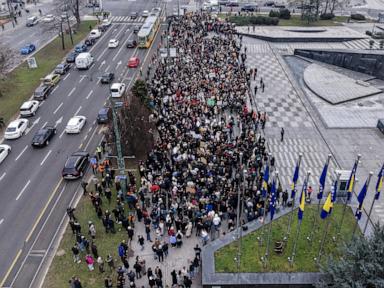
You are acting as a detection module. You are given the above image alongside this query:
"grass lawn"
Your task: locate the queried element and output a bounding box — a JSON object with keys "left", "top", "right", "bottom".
{"left": 43, "top": 169, "right": 141, "bottom": 288}
{"left": 0, "top": 20, "right": 96, "bottom": 124}
{"left": 215, "top": 204, "right": 357, "bottom": 273}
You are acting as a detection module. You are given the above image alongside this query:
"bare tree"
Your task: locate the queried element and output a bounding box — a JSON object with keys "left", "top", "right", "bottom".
{"left": 0, "top": 44, "right": 16, "bottom": 98}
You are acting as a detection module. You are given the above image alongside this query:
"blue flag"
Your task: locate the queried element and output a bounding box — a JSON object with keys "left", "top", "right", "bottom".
{"left": 290, "top": 158, "right": 300, "bottom": 199}
{"left": 355, "top": 178, "right": 368, "bottom": 221}
{"left": 346, "top": 160, "right": 358, "bottom": 201}
{"left": 262, "top": 164, "right": 269, "bottom": 198}
{"left": 375, "top": 164, "right": 384, "bottom": 200}
{"left": 317, "top": 161, "right": 328, "bottom": 200}
{"left": 270, "top": 178, "right": 277, "bottom": 221}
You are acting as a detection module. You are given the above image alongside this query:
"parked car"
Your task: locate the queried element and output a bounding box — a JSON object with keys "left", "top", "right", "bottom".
{"left": 241, "top": 4, "right": 257, "bottom": 11}
{"left": 226, "top": 1, "right": 239, "bottom": 6}
{"left": 62, "top": 151, "right": 89, "bottom": 179}
{"left": 128, "top": 57, "right": 140, "bottom": 68}
{"left": 4, "top": 119, "right": 29, "bottom": 140}
{"left": 100, "top": 72, "right": 115, "bottom": 84}
{"left": 31, "top": 126, "right": 56, "bottom": 147}
{"left": 264, "top": 1, "right": 275, "bottom": 6}
{"left": 89, "top": 29, "right": 102, "bottom": 39}
{"left": 20, "top": 44, "right": 36, "bottom": 55}
{"left": 101, "top": 18, "right": 112, "bottom": 28}
{"left": 66, "top": 52, "right": 77, "bottom": 63}
{"left": 110, "top": 83, "right": 126, "bottom": 98}
{"left": 55, "top": 63, "right": 71, "bottom": 75}
{"left": 108, "top": 39, "right": 119, "bottom": 48}
{"left": 85, "top": 38, "right": 96, "bottom": 46}
{"left": 142, "top": 10, "right": 149, "bottom": 17}
{"left": 97, "top": 107, "right": 111, "bottom": 124}
{"left": 75, "top": 43, "right": 87, "bottom": 53}
{"left": 41, "top": 73, "right": 60, "bottom": 86}
{"left": 33, "top": 84, "right": 52, "bottom": 101}
{"left": 42, "top": 14, "right": 55, "bottom": 23}
{"left": 20, "top": 100, "right": 39, "bottom": 117}
{"left": 0, "top": 144, "right": 11, "bottom": 164}
{"left": 26, "top": 16, "right": 38, "bottom": 27}
{"left": 126, "top": 39, "right": 137, "bottom": 48}
{"left": 65, "top": 116, "right": 87, "bottom": 134}
{"left": 133, "top": 25, "right": 141, "bottom": 33}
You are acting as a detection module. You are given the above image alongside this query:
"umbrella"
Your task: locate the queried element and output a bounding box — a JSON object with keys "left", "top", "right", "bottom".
{"left": 151, "top": 184, "right": 160, "bottom": 192}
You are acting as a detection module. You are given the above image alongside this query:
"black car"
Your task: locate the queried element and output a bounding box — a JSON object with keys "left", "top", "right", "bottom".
{"left": 133, "top": 25, "right": 140, "bottom": 34}
{"left": 85, "top": 38, "right": 95, "bottom": 46}
{"left": 100, "top": 72, "right": 115, "bottom": 84}
{"left": 55, "top": 63, "right": 71, "bottom": 75}
{"left": 126, "top": 40, "right": 137, "bottom": 48}
{"left": 62, "top": 151, "right": 89, "bottom": 180}
{"left": 241, "top": 4, "right": 257, "bottom": 11}
{"left": 31, "top": 126, "right": 56, "bottom": 147}
{"left": 97, "top": 107, "right": 111, "bottom": 124}
{"left": 66, "top": 52, "right": 77, "bottom": 63}
{"left": 130, "top": 12, "right": 138, "bottom": 19}
{"left": 33, "top": 84, "right": 52, "bottom": 101}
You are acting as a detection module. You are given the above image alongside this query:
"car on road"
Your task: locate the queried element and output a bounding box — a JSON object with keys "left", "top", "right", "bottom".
{"left": 0, "top": 144, "right": 11, "bottom": 164}
{"left": 26, "top": 16, "right": 38, "bottom": 27}
{"left": 75, "top": 43, "right": 88, "bottom": 53}
{"left": 4, "top": 119, "right": 29, "bottom": 140}
{"left": 108, "top": 39, "right": 119, "bottom": 48}
{"left": 31, "top": 126, "right": 56, "bottom": 147}
{"left": 128, "top": 57, "right": 140, "bottom": 68}
{"left": 20, "top": 100, "right": 39, "bottom": 117}
{"left": 66, "top": 52, "right": 77, "bottom": 63}
{"left": 126, "top": 39, "right": 137, "bottom": 48}
{"left": 20, "top": 44, "right": 36, "bottom": 55}
{"left": 97, "top": 107, "right": 111, "bottom": 124}
{"left": 65, "top": 116, "right": 87, "bottom": 134}
{"left": 55, "top": 63, "right": 71, "bottom": 75}
{"left": 110, "top": 83, "right": 126, "bottom": 98}
{"left": 142, "top": 10, "right": 149, "bottom": 17}
{"left": 101, "top": 18, "right": 112, "bottom": 28}
{"left": 100, "top": 72, "right": 115, "bottom": 84}
{"left": 33, "top": 84, "right": 52, "bottom": 101}
{"left": 42, "top": 14, "right": 55, "bottom": 23}
{"left": 130, "top": 12, "right": 138, "bottom": 19}
{"left": 41, "top": 73, "right": 61, "bottom": 86}
{"left": 241, "top": 4, "right": 257, "bottom": 11}
{"left": 62, "top": 151, "right": 89, "bottom": 179}
{"left": 89, "top": 29, "right": 102, "bottom": 39}
{"left": 133, "top": 25, "right": 141, "bottom": 34}
{"left": 264, "top": 1, "right": 275, "bottom": 6}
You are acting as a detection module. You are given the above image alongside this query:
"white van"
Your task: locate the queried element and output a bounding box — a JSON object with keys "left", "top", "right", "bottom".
{"left": 89, "top": 29, "right": 102, "bottom": 39}
{"left": 75, "top": 52, "right": 94, "bottom": 70}
{"left": 110, "top": 83, "right": 126, "bottom": 98}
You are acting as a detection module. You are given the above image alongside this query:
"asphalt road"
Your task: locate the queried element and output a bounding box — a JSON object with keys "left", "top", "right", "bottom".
{"left": 0, "top": 0, "right": 165, "bottom": 286}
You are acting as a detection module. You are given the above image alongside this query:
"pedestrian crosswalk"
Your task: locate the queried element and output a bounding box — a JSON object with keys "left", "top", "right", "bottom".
{"left": 342, "top": 39, "right": 373, "bottom": 50}
{"left": 109, "top": 16, "right": 146, "bottom": 23}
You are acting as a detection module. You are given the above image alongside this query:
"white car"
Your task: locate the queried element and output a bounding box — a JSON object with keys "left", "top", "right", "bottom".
{"left": 65, "top": 116, "right": 87, "bottom": 134}
{"left": 0, "top": 144, "right": 11, "bottom": 164}
{"left": 108, "top": 39, "right": 119, "bottom": 48}
{"left": 89, "top": 29, "right": 102, "bottom": 39}
{"left": 20, "top": 100, "right": 39, "bottom": 117}
{"left": 42, "top": 14, "right": 55, "bottom": 23}
{"left": 4, "top": 119, "right": 29, "bottom": 140}
{"left": 142, "top": 10, "right": 149, "bottom": 17}
{"left": 110, "top": 83, "right": 126, "bottom": 98}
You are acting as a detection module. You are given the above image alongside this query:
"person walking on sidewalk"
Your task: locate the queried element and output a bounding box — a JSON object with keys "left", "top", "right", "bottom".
{"left": 280, "top": 127, "right": 285, "bottom": 142}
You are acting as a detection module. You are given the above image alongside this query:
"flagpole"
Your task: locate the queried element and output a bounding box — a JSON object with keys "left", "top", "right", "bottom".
{"left": 265, "top": 172, "right": 278, "bottom": 265}
{"left": 363, "top": 174, "right": 377, "bottom": 235}
{"left": 258, "top": 153, "right": 271, "bottom": 246}
{"left": 316, "top": 172, "right": 341, "bottom": 265}
{"left": 284, "top": 153, "right": 303, "bottom": 241}
{"left": 288, "top": 170, "right": 310, "bottom": 267}
{"left": 307, "top": 154, "right": 331, "bottom": 244}
{"left": 335, "top": 154, "right": 361, "bottom": 241}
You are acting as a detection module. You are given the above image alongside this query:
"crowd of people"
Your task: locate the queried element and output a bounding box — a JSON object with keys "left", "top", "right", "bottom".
{"left": 68, "top": 12, "right": 282, "bottom": 288}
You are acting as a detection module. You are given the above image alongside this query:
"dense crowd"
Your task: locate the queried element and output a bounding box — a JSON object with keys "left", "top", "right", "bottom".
{"left": 68, "top": 12, "right": 280, "bottom": 288}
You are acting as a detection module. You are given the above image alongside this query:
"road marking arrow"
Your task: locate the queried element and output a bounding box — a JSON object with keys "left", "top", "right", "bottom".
{"left": 117, "top": 60, "right": 122, "bottom": 68}
{"left": 54, "top": 116, "right": 63, "bottom": 128}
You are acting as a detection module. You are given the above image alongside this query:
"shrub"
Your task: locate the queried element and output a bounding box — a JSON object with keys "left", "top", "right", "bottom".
{"left": 228, "top": 15, "right": 279, "bottom": 26}
{"left": 269, "top": 10, "right": 280, "bottom": 18}
{"left": 320, "top": 13, "right": 335, "bottom": 20}
{"left": 279, "top": 8, "right": 291, "bottom": 19}
{"left": 351, "top": 13, "right": 365, "bottom": 20}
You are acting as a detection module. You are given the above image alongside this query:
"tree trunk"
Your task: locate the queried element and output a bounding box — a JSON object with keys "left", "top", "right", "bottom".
{"left": 60, "top": 21, "right": 65, "bottom": 50}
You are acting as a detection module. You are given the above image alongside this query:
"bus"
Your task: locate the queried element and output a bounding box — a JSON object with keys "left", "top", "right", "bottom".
{"left": 137, "top": 8, "right": 161, "bottom": 48}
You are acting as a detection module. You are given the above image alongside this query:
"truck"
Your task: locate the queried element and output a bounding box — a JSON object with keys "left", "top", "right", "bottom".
{"left": 75, "top": 52, "right": 94, "bottom": 70}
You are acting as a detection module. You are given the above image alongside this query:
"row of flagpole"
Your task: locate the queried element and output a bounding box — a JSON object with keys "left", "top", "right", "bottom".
{"left": 255, "top": 151, "right": 384, "bottom": 267}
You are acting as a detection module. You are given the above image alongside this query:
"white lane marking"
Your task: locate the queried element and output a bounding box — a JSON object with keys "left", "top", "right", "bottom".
{"left": 86, "top": 90, "right": 93, "bottom": 99}
{"left": 53, "top": 102, "right": 63, "bottom": 114}
{"left": 16, "top": 180, "right": 31, "bottom": 201}
{"left": 59, "top": 129, "right": 66, "bottom": 138}
{"left": 15, "top": 145, "right": 28, "bottom": 161}
{"left": 39, "top": 101, "right": 45, "bottom": 107}
{"left": 0, "top": 172, "right": 6, "bottom": 182}
{"left": 79, "top": 75, "right": 87, "bottom": 83}
{"left": 41, "top": 121, "right": 48, "bottom": 129}
{"left": 63, "top": 72, "right": 71, "bottom": 81}
{"left": 54, "top": 116, "right": 63, "bottom": 128}
{"left": 98, "top": 60, "right": 106, "bottom": 70}
{"left": 40, "top": 150, "right": 52, "bottom": 166}
{"left": 83, "top": 134, "right": 88, "bottom": 141}
{"left": 52, "top": 85, "right": 59, "bottom": 93}
{"left": 88, "top": 127, "right": 92, "bottom": 132}
{"left": 104, "top": 64, "right": 111, "bottom": 72}
{"left": 97, "top": 48, "right": 108, "bottom": 61}
{"left": 96, "top": 78, "right": 101, "bottom": 84}
{"left": 74, "top": 106, "right": 82, "bottom": 116}
{"left": 0, "top": 218, "right": 3, "bottom": 225}
{"left": 68, "top": 87, "right": 76, "bottom": 97}
{"left": 113, "top": 31, "right": 134, "bottom": 61}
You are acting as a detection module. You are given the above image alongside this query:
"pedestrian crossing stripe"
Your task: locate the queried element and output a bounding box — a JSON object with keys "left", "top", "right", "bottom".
{"left": 110, "top": 16, "right": 145, "bottom": 23}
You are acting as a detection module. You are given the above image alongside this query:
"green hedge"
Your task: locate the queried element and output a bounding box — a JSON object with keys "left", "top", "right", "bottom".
{"left": 228, "top": 15, "right": 279, "bottom": 26}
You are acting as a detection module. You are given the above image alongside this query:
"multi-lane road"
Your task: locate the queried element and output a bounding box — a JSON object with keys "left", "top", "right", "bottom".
{"left": 0, "top": 0, "right": 174, "bottom": 285}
